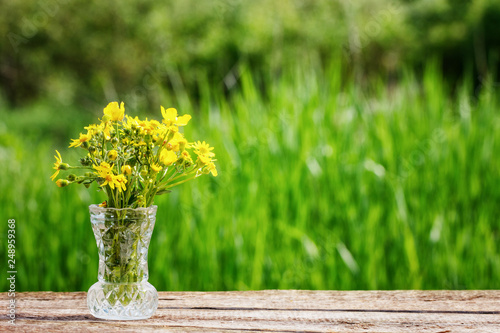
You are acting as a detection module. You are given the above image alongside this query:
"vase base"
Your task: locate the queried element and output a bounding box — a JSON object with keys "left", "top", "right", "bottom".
{"left": 87, "top": 281, "right": 158, "bottom": 320}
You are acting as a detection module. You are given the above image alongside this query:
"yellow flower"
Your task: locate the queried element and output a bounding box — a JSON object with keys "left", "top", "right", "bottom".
{"left": 103, "top": 101, "right": 125, "bottom": 121}
{"left": 160, "top": 150, "right": 178, "bottom": 166}
{"left": 115, "top": 174, "right": 127, "bottom": 192}
{"left": 124, "top": 115, "right": 140, "bottom": 130}
{"left": 207, "top": 162, "right": 218, "bottom": 177}
{"left": 101, "top": 174, "right": 115, "bottom": 190}
{"left": 84, "top": 124, "right": 100, "bottom": 136}
{"left": 151, "top": 163, "right": 162, "bottom": 173}
{"left": 98, "top": 201, "right": 107, "bottom": 208}
{"left": 107, "top": 149, "right": 118, "bottom": 161}
{"left": 101, "top": 173, "right": 127, "bottom": 192}
{"left": 141, "top": 119, "right": 161, "bottom": 135}
{"left": 122, "top": 165, "right": 132, "bottom": 176}
{"left": 192, "top": 141, "right": 215, "bottom": 157}
{"left": 161, "top": 106, "right": 191, "bottom": 127}
{"left": 69, "top": 133, "right": 91, "bottom": 148}
{"left": 168, "top": 125, "right": 179, "bottom": 134}
{"left": 125, "top": 115, "right": 161, "bottom": 135}
{"left": 137, "top": 118, "right": 155, "bottom": 135}
{"left": 93, "top": 161, "right": 113, "bottom": 178}
{"left": 50, "top": 150, "right": 63, "bottom": 181}
{"left": 152, "top": 123, "right": 168, "bottom": 143}
{"left": 197, "top": 154, "right": 211, "bottom": 165}
{"left": 97, "top": 122, "right": 113, "bottom": 140}
{"left": 166, "top": 132, "right": 187, "bottom": 152}
{"left": 180, "top": 150, "right": 193, "bottom": 164}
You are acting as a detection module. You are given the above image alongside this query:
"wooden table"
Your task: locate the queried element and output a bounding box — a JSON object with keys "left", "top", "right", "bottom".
{"left": 1, "top": 290, "right": 499, "bottom": 332}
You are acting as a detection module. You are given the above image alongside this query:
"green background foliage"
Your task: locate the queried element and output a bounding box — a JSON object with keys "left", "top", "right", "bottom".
{"left": 0, "top": 0, "right": 499, "bottom": 291}
{"left": 2, "top": 0, "right": 500, "bottom": 106}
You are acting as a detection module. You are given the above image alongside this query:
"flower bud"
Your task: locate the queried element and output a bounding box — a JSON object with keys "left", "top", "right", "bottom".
{"left": 122, "top": 165, "right": 132, "bottom": 176}
{"left": 67, "top": 174, "right": 77, "bottom": 181}
{"left": 82, "top": 141, "right": 89, "bottom": 149}
{"left": 84, "top": 172, "right": 94, "bottom": 178}
{"left": 76, "top": 176, "right": 85, "bottom": 184}
{"left": 107, "top": 150, "right": 118, "bottom": 161}
{"left": 58, "top": 163, "right": 70, "bottom": 170}
{"left": 111, "top": 137, "right": 119, "bottom": 146}
{"left": 167, "top": 130, "right": 176, "bottom": 142}
{"left": 80, "top": 157, "right": 92, "bottom": 166}
{"left": 88, "top": 146, "right": 96, "bottom": 154}
{"left": 56, "top": 179, "right": 69, "bottom": 187}
{"left": 140, "top": 169, "right": 148, "bottom": 177}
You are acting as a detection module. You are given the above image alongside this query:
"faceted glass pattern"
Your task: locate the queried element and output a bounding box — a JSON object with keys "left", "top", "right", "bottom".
{"left": 87, "top": 205, "right": 158, "bottom": 320}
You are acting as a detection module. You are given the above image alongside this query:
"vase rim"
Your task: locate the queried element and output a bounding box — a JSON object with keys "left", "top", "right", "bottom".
{"left": 89, "top": 204, "right": 158, "bottom": 213}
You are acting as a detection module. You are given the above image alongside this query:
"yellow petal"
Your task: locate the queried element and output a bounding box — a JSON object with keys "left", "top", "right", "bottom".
{"left": 166, "top": 108, "right": 177, "bottom": 120}
{"left": 103, "top": 102, "right": 118, "bottom": 116}
{"left": 160, "top": 150, "right": 178, "bottom": 166}
{"left": 50, "top": 170, "right": 59, "bottom": 181}
{"left": 176, "top": 114, "right": 191, "bottom": 126}
{"left": 210, "top": 168, "right": 218, "bottom": 177}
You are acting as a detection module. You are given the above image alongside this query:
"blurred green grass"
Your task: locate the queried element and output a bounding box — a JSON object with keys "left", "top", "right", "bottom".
{"left": 0, "top": 60, "right": 499, "bottom": 292}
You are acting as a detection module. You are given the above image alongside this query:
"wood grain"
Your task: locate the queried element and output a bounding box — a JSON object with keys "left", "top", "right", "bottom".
{"left": 1, "top": 290, "right": 499, "bottom": 332}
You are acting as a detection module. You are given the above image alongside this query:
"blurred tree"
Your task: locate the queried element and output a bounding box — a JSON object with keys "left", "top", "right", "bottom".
{"left": 0, "top": 0, "right": 499, "bottom": 107}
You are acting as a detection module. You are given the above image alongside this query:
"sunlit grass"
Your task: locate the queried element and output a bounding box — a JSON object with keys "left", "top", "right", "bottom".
{"left": 1, "top": 60, "right": 499, "bottom": 292}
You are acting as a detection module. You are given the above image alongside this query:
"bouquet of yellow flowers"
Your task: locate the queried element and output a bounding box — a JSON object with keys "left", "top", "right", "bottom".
{"left": 51, "top": 102, "right": 217, "bottom": 320}
{"left": 50, "top": 101, "right": 217, "bottom": 208}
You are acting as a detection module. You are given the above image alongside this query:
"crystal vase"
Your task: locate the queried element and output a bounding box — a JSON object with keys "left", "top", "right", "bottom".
{"left": 87, "top": 205, "right": 158, "bottom": 320}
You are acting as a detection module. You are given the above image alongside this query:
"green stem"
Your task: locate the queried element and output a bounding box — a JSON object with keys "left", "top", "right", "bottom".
{"left": 164, "top": 174, "right": 198, "bottom": 189}
{"left": 165, "top": 166, "right": 197, "bottom": 183}
{"left": 69, "top": 166, "right": 94, "bottom": 169}
{"left": 116, "top": 122, "right": 121, "bottom": 174}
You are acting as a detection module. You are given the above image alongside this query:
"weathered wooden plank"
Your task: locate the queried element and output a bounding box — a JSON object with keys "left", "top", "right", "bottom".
{"left": 1, "top": 290, "right": 499, "bottom": 332}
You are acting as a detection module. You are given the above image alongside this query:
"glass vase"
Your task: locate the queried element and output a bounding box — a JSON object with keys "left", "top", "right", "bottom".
{"left": 87, "top": 204, "right": 158, "bottom": 320}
